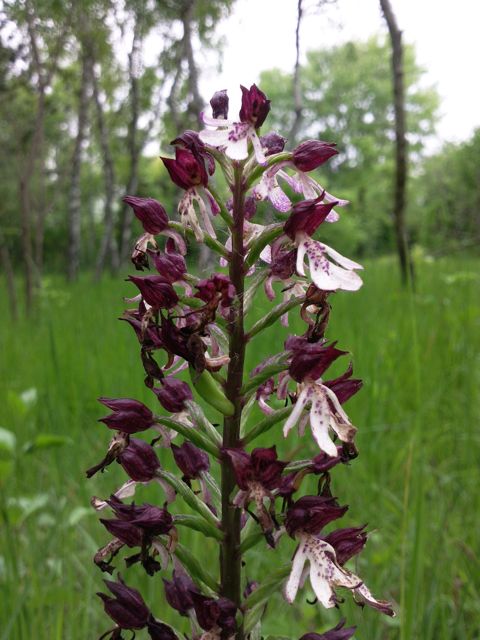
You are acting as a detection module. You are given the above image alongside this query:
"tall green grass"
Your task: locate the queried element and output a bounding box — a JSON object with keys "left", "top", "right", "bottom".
{"left": 0, "top": 256, "right": 479, "bottom": 639}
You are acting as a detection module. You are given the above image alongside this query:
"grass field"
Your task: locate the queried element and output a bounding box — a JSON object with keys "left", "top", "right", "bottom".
{"left": 1, "top": 255, "right": 479, "bottom": 640}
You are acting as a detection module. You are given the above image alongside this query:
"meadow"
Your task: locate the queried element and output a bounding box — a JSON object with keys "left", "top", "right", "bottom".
{"left": 1, "top": 255, "right": 479, "bottom": 640}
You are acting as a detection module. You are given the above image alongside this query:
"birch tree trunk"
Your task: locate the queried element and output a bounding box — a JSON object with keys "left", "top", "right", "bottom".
{"left": 67, "top": 44, "right": 92, "bottom": 281}
{"left": 93, "top": 63, "right": 119, "bottom": 279}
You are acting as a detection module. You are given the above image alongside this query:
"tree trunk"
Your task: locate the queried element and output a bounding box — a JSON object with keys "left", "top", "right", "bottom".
{"left": 92, "top": 64, "right": 119, "bottom": 279}
{"left": 380, "top": 0, "right": 414, "bottom": 285}
{"left": 0, "top": 229, "right": 18, "bottom": 321}
{"left": 181, "top": 0, "right": 203, "bottom": 126}
{"left": 67, "top": 45, "right": 92, "bottom": 281}
{"left": 289, "top": 0, "right": 304, "bottom": 146}
{"left": 119, "top": 27, "right": 142, "bottom": 265}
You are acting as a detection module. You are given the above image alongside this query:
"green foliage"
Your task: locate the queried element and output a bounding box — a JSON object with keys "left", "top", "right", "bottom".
{"left": 260, "top": 38, "right": 439, "bottom": 256}
{"left": 0, "top": 258, "right": 479, "bottom": 638}
{"left": 411, "top": 129, "right": 480, "bottom": 252}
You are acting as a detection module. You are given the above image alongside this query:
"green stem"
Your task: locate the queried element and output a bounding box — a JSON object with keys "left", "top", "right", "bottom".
{"left": 207, "top": 183, "right": 233, "bottom": 228}
{"left": 169, "top": 221, "right": 229, "bottom": 259}
{"left": 221, "top": 162, "right": 246, "bottom": 635}
{"left": 247, "top": 295, "right": 305, "bottom": 339}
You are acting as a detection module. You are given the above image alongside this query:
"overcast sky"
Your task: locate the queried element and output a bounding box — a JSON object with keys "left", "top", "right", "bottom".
{"left": 201, "top": 0, "right": 480, "bottom": 147}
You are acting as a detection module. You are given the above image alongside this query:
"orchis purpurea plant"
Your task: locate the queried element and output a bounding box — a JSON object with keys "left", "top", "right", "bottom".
{"left": 87, "top": 84, "right": 395, "bottom": 640}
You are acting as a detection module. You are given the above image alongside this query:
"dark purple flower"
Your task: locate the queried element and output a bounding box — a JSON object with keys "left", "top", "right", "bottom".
{"left": 120, "top": 309, "right": 164, "bottom": 350}
{"left": 97, "top": 576, "right": 150, "bottom": 629}
{"left": 194, "top": 273, "right": 236, "bottom": 309}
{"left": 298, "top": 619, "right": 356, "bottom": 640}
{"left": 171, "top": 130, "right": 215, "bottom": 176}
{"left": 160, "top": 316, "right": 206, "bottom": 373}
{"left": 100, "top": 517, "right": 143, "bottom": 547}
{"left": 284, "top": 196, "right": 338, "bottom": 241}
{"left": 107, "top": 496, "right": 173, "bottom": 536}
{"left": 171, "top": 441, "right": 210, "bottom": 480}
{"left": 161, "top": 147, "right": 208, "bottom": 190}
{"left": 148, "top": 250, "right": 186, "bottom": 284}
{"left": 286, "top": 336, "right": 347, "bottom": 382}
{"left": 285, "top": 495, "right": 348, "bottom": 537}
{"left": 146, "top": 618, "right": 178, "bottom": 640}
{"left": 117, "top": 438, "right": 160, "bottom": 482}
{"left": 260, "top": 131, "right": 287, "bottom": 155}
{"left": 154, "top": 377, "right": 193, "bottom": 413}
{"left": 210, "top": 89, "right": 229, "bottom": 119}
{"left": 324, "top": 362, "right": 363, "bottom": 404}
{"left": 190, "top": 592, "right": 237, "bottom": 638}
{"left": 310, "top": 449, "right": 344, "bottom": 473}
{"left": 98, "top": 397, "right": 155, "bottom": 434}
{"left": 163, "top": 570, "right": 200, "bottom": 616}
{"left": 239, "top": 84, "right": 271, "bottom": 128}
{"left": 123, "top": 196, "right": 169, "bottom": 235}
{"left": 127, "top": 275, "right": 179, "bottom": 310}
{"left": 224, "top": 446, "right": 287, "bottom": 491}
{"left": 292, "top": 140, "right": 338, "bottom": 173}
{"left": 323, "top": 525, "right": 368, "bottom": 566}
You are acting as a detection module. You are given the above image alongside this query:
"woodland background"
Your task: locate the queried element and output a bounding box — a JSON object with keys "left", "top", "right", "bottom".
{"left": 0, "top": 1, "right": 479, "bottom": 639}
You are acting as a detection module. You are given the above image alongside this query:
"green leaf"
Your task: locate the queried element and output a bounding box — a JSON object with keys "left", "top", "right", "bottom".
{"left": 174, "top": 543, "right": 219, "bottom": 593}
{"left": 186, "top": 401, "right": 222, "bottom": 445}
{"left": 247, "top": 297, "right": 304, "bottom": 338}
{"left": 157, "top": 470, "right": 220, "bottom": 529}
{"left": 174, "top": 514, "right": 223, "bottom": 541}
{"left": 242, "top": 406, "right": 293, "bottom": 445}
{"left": 22, "top": 434, "right": 73, "bottom": 454}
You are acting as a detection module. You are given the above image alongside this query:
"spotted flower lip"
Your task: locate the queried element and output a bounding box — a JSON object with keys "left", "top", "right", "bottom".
{"left": 98, "top": 397, "right": 155, "bottom": 434}
{"left": 285, "top": 495, "right": 348, "bottom": 537}
{"left": 123, "top": 196, "right": 169, "bottom": 235}
{"left": 292, "top": 140, "right": 338, "bottom": 172}
{"left": 283, "top": 378, "right": 358, "bottom": 456}
{"left": 298, "top": 618, "right": 356, "bottom": 640}
{"left": 284, "top": 533, "right": 395, "bottom": 616}
{"left": 296, "top": 232, "right": 363, "bottom": 292}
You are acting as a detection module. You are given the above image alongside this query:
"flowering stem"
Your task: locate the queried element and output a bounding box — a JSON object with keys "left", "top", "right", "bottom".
{"left": 221, "top": 162, "right": 246, "bottom": 624}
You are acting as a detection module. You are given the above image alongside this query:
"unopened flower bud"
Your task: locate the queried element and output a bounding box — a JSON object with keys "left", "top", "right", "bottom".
{"left": 161, "top": 148, "right": 208, "bottom": 190}
{"left": 117, "top": 438, "right": 161, "bottom": 482}
{"left": 283, "top": 196, "right": 337, "bottom": 241}
{"left": 292, "top": 140, "right": 338, "bottom": 172}
{"left": 239, "top": 84, "right": 271, "bottom": 128}
{"left": 154, "top": 377, "right": 193, "bottom": 413}
{"left": 210, "top": 89, "right": 229, "bottom": 119}
{"left": 98, "top": 397, "right": 155, "bottom": 434}
{"left": 127, "top": 275, "right": 179, "bottom": 310}
{"left": 163, "top": 570, "right": 199, "bottom": 615}
{"left": 123, "top": 196, "right": 169, "bottom": 235}
{"left": 171, "top": 441, "right": 210, "bottom": 480}
{"left": 260, "top": 131, "right": 287, "bottom": 155}
{"left": 299, "top": 619, "right": 356, "bottom": 640}
{"left": 97, "top": 576, "right": 150, "bottom": 630}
